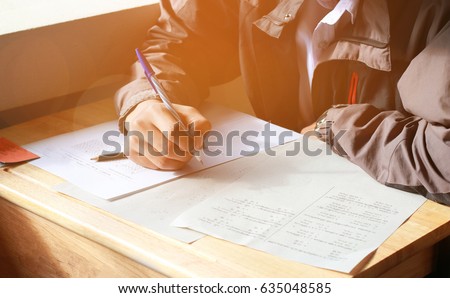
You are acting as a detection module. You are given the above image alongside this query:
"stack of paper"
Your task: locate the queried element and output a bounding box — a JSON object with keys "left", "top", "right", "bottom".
{"left": 25, "top": 104, "right": 425, "bottom": 273}
{"left": 172, "top": 141, "right": 426, "bottom": 273}
{"left": 26, "top": 102, "right": 299, "bottom": 200}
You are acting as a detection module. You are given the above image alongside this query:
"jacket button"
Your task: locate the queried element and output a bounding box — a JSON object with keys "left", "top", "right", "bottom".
{"left": 284, "top": 13, "right": 292, "bottom": 20}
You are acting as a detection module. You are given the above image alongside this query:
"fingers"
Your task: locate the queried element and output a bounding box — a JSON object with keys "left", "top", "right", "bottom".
{"left": 128, "top": 127, "right": 192, "bottom": 167}
{"left": 124, "top": 100, "right": 210, "bottom": 170}
{"left": 176, "top": 105, "right": 212, "bottom": 151}
{"left": 150, "top": 104, "right": 192, "bottom": 156}
{"left": 127, "top": 143, "right": 187, "bottom": 171}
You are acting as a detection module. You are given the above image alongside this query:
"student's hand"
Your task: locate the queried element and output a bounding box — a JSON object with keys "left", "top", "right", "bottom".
{"left": 124, "top": 99, "right": 211, "bottom": 170}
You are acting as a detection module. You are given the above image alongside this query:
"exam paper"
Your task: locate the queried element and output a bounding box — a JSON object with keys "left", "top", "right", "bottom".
{"left": 53, "top": 152, "right": 274, "bottom": 243}
{"left": 25, "top": 102, "right": 299, "bottom": 200}
{"left": 173, "top": 141, "right": 426, "bottom": 273}
{"left": 53, "top": 135, "right": 305, "bottom": 243}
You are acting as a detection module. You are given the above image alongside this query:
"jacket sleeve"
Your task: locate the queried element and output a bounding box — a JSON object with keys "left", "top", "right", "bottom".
{"left": 114, "top": 0, "right": 240, "bottom": 132}
{"left": 326, "top": 20, "right": 450, "bottom": 205}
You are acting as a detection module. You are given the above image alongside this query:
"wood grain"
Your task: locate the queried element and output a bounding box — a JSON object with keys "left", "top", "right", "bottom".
{"left": 1, "top": 98, "right": 449, "bottom": 277}
{"left": 0, "top": 197, "right": 165, "bottom": 277}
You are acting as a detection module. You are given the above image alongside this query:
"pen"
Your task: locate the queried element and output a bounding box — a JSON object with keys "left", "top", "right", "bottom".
{"left": 135, "top": 48, "right": 203, "bottom": 164}
{"left": 91, "top": 152, "right": 126, "bottom": 162}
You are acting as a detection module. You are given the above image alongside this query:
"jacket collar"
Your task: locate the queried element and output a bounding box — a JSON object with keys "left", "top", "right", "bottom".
{"left": 254, "top": 0, "right": 390, "bottom": 46}
{"left": 254, "top": 0, "right": 304, "bottom": 38}
{"left": 254, "top": 0, "right": 391, "bottom": 71}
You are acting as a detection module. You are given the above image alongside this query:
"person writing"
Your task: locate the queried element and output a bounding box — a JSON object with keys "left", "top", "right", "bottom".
{"left": 115, "top": 0, "right": 450, "bottom": 205}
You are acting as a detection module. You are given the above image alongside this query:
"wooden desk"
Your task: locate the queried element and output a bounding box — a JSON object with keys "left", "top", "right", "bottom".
{"left": 1, "top": 99, "right": 449, "bottom": 277}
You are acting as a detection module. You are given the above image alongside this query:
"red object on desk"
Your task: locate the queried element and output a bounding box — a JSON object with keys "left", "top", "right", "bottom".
{"left": 0, "top": 137, "right": 39, "bottom": 164}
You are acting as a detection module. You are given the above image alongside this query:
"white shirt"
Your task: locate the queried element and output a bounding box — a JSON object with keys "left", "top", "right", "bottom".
{"left": 296, "top": 0, "right": 359, "bottom": 125}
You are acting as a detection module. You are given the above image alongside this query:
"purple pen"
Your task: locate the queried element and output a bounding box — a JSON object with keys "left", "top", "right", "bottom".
{"left": 135, "top": 48, "right": 203, "bottom": 164}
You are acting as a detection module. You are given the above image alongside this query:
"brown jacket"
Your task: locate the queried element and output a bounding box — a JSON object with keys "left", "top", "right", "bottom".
{"left": 115, "top": 0, "right": 450, "bottom": 205}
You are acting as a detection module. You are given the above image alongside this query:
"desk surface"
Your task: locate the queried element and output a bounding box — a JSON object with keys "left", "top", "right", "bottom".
{"left": 1, "top": 99, "right": 450, "bottom": 277}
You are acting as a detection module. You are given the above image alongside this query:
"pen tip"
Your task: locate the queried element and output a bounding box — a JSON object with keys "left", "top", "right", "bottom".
{"left": 195, "top": 156, "right": 204, "bottom": 165}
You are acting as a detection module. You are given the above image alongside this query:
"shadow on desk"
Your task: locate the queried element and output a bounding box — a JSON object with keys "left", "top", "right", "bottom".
{"left": 428, "top": 236, "right": 450, "bottom": 278}
{"left": 0, "top": 242, "right": 19, "bottom": 277}
{"left": 0, "top": 198, "right": 66, "bottom": 277}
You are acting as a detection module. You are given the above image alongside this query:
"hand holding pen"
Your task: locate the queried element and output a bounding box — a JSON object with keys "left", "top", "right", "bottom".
{"left": 120, "top": 49, "right": 211, "bottom": 170}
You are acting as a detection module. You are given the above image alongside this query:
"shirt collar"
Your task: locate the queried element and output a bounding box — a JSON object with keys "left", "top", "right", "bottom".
{"left": 313, "top": 0, "right": 360, "bottom": 48}
{"left": 254, "top": 0, "right": 389, "bottom": 45}
{"left": 319, "top": 0, "right": 359, "bottom": 26}
{"left": 323, "top": 0, "right": 392, "bottom": 71}
{"left": 254, "top": 0, "right": 357, "bottom": 39}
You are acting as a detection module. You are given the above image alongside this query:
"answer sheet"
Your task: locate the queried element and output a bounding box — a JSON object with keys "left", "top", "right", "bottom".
{"left": 173, "top": 141, "right": 426, "bottom": 273}
{"left": 25, "top": 102, "right": 299, "bottom": 200}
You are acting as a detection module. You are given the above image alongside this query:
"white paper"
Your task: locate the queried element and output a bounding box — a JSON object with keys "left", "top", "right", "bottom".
{"left": 173, "top": 141, "right": 426, "bottom": 273}
{"left": 53, "top": 135, "right": 301, "bottom": 243}
{"left": 25, "top": 102, "right": 299, "bottom": 200}
{"left": 53, "top": 182, "right": 206, "bottom": 243}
